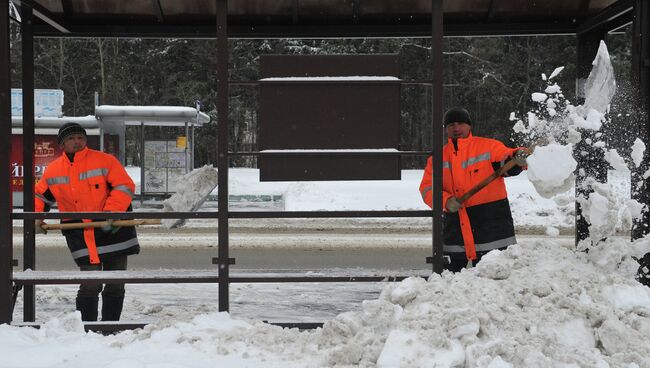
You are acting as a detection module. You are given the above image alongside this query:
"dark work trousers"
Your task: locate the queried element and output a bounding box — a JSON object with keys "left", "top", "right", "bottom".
{"left": 76, "top": 254, "right": 128, "bottom": 321}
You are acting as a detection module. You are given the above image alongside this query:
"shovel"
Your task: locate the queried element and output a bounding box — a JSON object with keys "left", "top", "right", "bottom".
{"left": 456, "top": 146, "right": 534, "bottom": 205}
{"left": 41, "top": 219, "right": 161, "bottom": 231}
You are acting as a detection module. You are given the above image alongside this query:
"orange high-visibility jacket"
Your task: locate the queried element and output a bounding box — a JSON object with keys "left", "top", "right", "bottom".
{"left": 35, "top": 147, "right": 139, "bottom": 265}
{"left": 419, "top": 133, "right": 520, "bottom": 260}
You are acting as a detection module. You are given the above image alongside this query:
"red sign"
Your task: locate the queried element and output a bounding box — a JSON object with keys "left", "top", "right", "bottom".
{"left": 10, "top": 134, "right": 102, "bottom": 192}
{"left": 11, "top": 135, "right": 58, "bottom": 192}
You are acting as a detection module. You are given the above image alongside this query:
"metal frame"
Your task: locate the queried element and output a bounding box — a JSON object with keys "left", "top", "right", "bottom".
{"left": 0, "top": 0, "right": 13, "bottom": 324}
{"left": 28, "top": 22, "right": 586, "bottom": 40}
{"left": 215, "top": 0, "right": 229, "bottom": 312}
{"left": 631, "top": 0, "right": 650, "bottom": 239}
{"left": 2, "top": 0, "right": 649, "bottom": 328}
{"left": 574, "top": 0, "right": 639, "bottom": 244}
{"left": 20, "top": 0, "right": 36, "bottom": 322}
{"left": 11, "top": 0, "right": 70, "bottom": 33}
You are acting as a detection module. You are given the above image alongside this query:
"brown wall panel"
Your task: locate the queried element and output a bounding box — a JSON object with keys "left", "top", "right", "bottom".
{"left": 259, "top": 54, "right": 401, "bottom": 181}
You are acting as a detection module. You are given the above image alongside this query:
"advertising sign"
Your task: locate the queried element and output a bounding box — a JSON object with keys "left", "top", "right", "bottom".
{"left": 10, "top": 134, "right": 108, "bottom": 207}
{"left": 143, "top": 140, "right": 188, "bottom": 193}
{"left": 11, "top": 89, "right": 64, "bottom": 118}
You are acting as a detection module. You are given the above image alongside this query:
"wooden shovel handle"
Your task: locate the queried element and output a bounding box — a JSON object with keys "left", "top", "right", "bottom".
{"left": 42, "top": 219, "right": 161, "bottom": 230}
{"left": 457, "top": 159, "right": 518, "bottom": 204}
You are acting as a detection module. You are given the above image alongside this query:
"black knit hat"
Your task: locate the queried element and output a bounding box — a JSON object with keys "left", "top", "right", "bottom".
{"left": 444, "top": 107, "right": 472, "bottom": 126}
{"left": 57, "top": 123, "right": 87, "bottom": 145}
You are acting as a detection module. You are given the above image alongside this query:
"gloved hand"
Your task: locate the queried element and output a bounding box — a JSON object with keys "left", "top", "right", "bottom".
{"left": 34, "top": 219, "right": 47, "bottom": 235}
{"left": 446, "top": 197, "right": 462, "bottom": 213}
{"left": 513, "top": 149, "right": 529, "bottom": 167}
{"left": 101, "top": 219, "right": 121, "bottom": 234}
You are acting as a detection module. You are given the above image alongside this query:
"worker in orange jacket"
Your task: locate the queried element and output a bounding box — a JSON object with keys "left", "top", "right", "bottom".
{"left": 35, "top": 122, "right": 140, "bottom": 321}
{"left": 419, "top": 108, "right": 527, "bottom": 271}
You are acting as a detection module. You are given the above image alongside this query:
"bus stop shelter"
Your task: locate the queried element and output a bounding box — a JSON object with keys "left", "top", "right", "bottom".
{"left": 1, "top": 0, "right": 649, "bottom": 327}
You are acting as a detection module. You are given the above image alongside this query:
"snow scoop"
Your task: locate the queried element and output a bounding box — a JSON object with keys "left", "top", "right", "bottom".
{"left": 41, "top": 219, "right": 161, "bottom": 231}
{"left": 161, "top": 165, "right": 218, "bottom": 229}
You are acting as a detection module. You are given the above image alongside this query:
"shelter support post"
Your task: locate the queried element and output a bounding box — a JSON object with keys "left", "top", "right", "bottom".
{"left": 216, "top": 0, "right": 230, "bottom": 311}
{"left": 575, "top": 28, "right": 608, "bottom": 247}
{"left": 431, "top": 0, "right": 444, "bottom": 273}
{"left": 21, "top": 0, "right": 36, "bottom": 322}
{"left": 184, "top": 122, "right": 189, "bottom": 173}
{"left": 632, "top": 0, "right": 650, "bottom": 240}
{"left": 0, "top": 0, "right": 14, "bottom": 324}
{"left": 140, "top": 122, "right": 145, "bottom": 206}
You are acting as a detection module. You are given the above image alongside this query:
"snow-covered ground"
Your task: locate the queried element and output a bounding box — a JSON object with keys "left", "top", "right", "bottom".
{"left": 8, "top": 166, "right": 650, "bottom": 367}
{"left": 6, "top": 236, "right": 650, "bottom": 367}
{"left": 5, "top": 43, "right": 650, "bottom": 367}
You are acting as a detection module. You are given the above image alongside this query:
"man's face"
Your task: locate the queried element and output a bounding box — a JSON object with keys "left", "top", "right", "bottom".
{"left": 445, "top": 122, "right": 471, "bottom": 139}
{"left": 60, "top": 133, "right": 87, "bottom": 154}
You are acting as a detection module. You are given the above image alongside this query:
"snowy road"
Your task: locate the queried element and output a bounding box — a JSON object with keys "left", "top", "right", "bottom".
{"left": 11, "top": 231, "right": 582, "bottom": 324}
{"left": 13, "top": 226, "right": 578, "bottom": 271}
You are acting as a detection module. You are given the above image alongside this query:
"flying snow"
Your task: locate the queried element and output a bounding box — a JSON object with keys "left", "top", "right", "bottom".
{"left": 526, "top": 143, "right": 577, "bottom": 199}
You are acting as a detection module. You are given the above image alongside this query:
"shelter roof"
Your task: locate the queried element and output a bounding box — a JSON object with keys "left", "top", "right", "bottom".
{"left": 13, "top": 0, "right": 629, "bottom": 38}
{"left": 96, "top": 105, "right": 211, "bottom": 126}
{"left": 10, "top": 106, "right": 210, "bottom": 128}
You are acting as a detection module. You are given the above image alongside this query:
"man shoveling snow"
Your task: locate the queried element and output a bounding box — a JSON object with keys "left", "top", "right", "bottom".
{"left": 419, "top": 107, "right": 528, "bottom": 271}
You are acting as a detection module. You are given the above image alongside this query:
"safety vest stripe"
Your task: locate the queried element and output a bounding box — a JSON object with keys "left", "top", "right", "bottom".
{"left": 79, "top": 168, "right": 108, "bottom": 181}
{"left": 420, "top": 186, "right": 432, "bottom": 201}
{"left": 35, "top": 193, "right": 55, "bottom": 206}
{"left": 443, "top": 235, "right": 516, "bottom": 253}
{"left": 462, "top": 152, "right": 491, "bottom": 169}
{"left": 70, "top": 237, "right": 139, "bottom": 259}
{"left": 442, "top": 161, "right": 450, "bottom": 169}
{"left": 46, "top": 176, "right": 69, "bottom": 185}
{"left": 113, "top": 185, "right": 134, "bottom": 198}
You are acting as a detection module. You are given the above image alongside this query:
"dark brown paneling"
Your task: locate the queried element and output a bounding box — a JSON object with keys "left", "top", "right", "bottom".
{"left": 259, "top": 54, "right": 400, "bottom": 181}
{"left": 259, "top": 156, "right": 400, "bottom": 181}
{"left": 261, "top": 54, "right": 399, "bottom": 78}
{"left": 260, "top": 83, "right": 398, "bottom": 148}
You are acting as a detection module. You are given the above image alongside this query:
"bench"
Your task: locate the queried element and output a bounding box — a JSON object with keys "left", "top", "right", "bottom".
{"left": 11, "top": 319, "right": 324, "bottom": 332}
{"left": 11, "top": 270, "right": 424, "bottom": 331}
{"left": 12, "top": 269, "right": 420, "bottom": 285}
{"left": 10, "top": 320, "right": 151, "bottom": 333}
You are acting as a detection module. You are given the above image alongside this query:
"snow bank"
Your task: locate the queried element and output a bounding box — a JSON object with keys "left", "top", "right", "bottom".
{"left": 4, "top": 237, "right": 650, "bottom": 367}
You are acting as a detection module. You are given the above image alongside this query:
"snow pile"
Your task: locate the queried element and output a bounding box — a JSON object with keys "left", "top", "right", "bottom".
{"left": 512, "top": 41, "right": 646, "bottom": 241}
{"left": 4, "top": 238, "right": 650, "bottom": 367}
{"left": 161, "top": 165, "right": 218, "bottom": 228}
{"left": 577, "top": 179, "right": 620, "bottom": 243}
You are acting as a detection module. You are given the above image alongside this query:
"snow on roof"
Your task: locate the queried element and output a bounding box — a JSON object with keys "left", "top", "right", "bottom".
{"left": 11, "top": 115, "right": 99, "bottom": 129}
{"left": 12, "top": 127, "right": 101, "bottom": 136}
{"left": 96, "top": 105, "right": 211, "bottom": 126}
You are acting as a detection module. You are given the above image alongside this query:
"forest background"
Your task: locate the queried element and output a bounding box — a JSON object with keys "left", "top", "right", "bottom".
{"left": 7, "top": 22, "right": 637, "bottom": 170}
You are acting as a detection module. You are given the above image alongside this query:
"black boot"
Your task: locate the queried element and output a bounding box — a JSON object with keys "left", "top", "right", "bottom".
{"left": 75, "top": 296, "right": 99, "bottom": 321}
{"left": 101, "top": 294, "right": 125, "bottom": 321}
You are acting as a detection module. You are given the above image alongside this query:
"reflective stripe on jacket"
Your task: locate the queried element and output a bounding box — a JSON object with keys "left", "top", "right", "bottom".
{"left": 419, "top": 133, "right": 520, "bottom": 260}
{"left": 35, "top": 147, "right": 139, "bottom": 265}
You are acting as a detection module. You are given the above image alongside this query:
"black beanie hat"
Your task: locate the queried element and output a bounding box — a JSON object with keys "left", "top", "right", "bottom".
{"left": 444, "top": 107, "right": 472, "bottom": 126}
{"left": 57, "top": 123, "right": 87, "bottom": 145}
